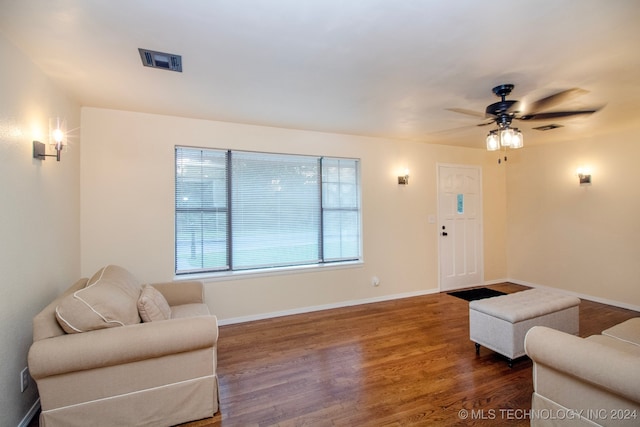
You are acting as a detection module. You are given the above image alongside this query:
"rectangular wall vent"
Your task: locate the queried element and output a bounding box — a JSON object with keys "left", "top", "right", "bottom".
{"left": 138, "top": 48, "right": 182, "bottom": 72}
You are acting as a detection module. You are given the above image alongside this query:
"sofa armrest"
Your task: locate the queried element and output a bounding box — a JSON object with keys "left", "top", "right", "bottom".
{"left": 28, "top": 315, "right": 218, "bottom": 379}
{"left": 525, "top": 326, "right": 640, "bottom": 403}
{"left": 151, "top": 280, "right": 204, "bottom": 305}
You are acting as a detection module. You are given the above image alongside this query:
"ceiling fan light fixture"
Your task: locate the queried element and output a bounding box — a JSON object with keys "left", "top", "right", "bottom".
{"left": 511, "top": 129, "right": 523, "bottom": 149}
{"left": 450, "top": 83, "right": 598, "bottom": 154}
{"left": 486, "top": 131, "right": 500, "bottom": 151}
{"left": 487, "top": 125, "right": 523, "bottom": 152}
{"left": 500, "top": 128, "right": 514, "bottom": 147}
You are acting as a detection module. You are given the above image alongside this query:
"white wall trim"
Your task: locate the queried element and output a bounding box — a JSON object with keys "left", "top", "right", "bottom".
{"left": 18, "top": 398, "right": 40, "bottom": 427}
{"left": 483, "top": 278, "right": 509, "bottom": 286}
{"left": 218, "top": 279, "right": 638, "bottom": 326}
{"left": 508, "top": 279, "right": 640, "bottom": 313}
{"left": 218, "top": 288, "right": 440, "bottom": 326}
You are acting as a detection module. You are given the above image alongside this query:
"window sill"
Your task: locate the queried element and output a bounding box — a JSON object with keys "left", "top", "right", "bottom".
{"left": 173, "top": 260, "right": 364, "bottom": 283}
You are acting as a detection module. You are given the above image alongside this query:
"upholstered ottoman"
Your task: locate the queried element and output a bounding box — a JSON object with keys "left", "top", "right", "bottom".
{"left": 469, "top": 289, "right": 580, "bottom": 366}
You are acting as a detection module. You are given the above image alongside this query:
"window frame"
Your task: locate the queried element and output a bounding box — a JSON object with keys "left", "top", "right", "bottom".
{"left": 175, "top": 146, "right": 362, "bottom": 276}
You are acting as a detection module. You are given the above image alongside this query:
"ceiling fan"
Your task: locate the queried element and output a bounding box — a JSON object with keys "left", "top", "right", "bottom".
{"left": 447, "top": 84, "right": 602, "bottom": 152}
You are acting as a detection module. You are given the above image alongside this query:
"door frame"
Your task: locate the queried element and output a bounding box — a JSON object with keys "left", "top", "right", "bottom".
{"left": 436, "top": 163, "right": 484, "bottom": 291}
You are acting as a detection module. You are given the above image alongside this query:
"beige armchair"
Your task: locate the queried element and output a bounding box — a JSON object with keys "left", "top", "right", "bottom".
{"left": 525, "top": 321, "right": 640, "bottom": 427}
{"left": 28, "top": 265, "right": 219, "bottom": 427}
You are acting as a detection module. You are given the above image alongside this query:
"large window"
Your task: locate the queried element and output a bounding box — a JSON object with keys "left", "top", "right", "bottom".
{"left": 175, "top": 147, "right": 361, "bottom": 274}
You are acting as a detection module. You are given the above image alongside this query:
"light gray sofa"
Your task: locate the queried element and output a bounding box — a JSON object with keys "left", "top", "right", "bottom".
{"left": 525, "top": 318, "right": 640, "bottom": 427}
{"left": 28, "top": 265, "right": 219, "bottom": 427}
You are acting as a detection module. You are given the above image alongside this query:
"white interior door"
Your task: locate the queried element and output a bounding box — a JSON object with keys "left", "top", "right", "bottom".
{"left": 438, "top": 164, "right": 483, "bottom": 291}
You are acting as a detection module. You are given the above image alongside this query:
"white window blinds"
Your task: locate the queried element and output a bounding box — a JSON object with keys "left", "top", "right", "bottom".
{"left": 175, "top": 147, "right": 361, "bottom": 274}
{"left": 322, "top": 158, "right": 361, "bottom": 261}
{"left": 231, "top": 151, "right": 321, "bottom": 270}
{"left": 175, "top": 148, "right": 229, "bottom": 273}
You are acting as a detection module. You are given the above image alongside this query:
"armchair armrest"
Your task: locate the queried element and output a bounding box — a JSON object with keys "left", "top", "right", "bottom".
{"left": 525, "top": 326, "right": 640, "bottom": 403}
{"left": 28, "top": 315, "right": 218, "bottom": 379}
{"left": 151, "top": 280, "right": 204, "bottom": 305}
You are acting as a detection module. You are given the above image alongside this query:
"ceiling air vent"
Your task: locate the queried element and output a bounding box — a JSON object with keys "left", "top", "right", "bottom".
{"left": 532, "top": 124, "right": 564, "bottom": 131}
{"left": 138, "top": 48, "right": 182, "bottom": 72}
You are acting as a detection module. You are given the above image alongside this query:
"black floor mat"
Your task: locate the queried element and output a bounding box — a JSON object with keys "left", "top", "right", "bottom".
{"left": 447, "top": 287, "right": 506, "bottom": 302}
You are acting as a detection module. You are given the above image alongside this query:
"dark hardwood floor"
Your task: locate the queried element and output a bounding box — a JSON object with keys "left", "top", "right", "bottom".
{"left": 181, "top": 283, "right": 637, "bottom": 426}
{"left": 30, "top": 283, "right": 638, "bottom": 426}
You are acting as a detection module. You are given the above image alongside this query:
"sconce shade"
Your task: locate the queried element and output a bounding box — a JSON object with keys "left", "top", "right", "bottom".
{"left": 579, "top": 174, "right": 592, "bottom": 184}
{"left": 33, "top": 117, "right": 66, "bottom": 162}
{"left": 52, "top": 128, "right": 64, "bottom": 146}
{"left": 577, "top": 167, "right": 592, "bottom": 184}
{"left": 398, "top": 169, "right": 409, "bottom": 185}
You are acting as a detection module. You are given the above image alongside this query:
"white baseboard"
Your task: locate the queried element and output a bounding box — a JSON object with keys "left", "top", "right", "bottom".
{"left": 18, "top": 398, "right": 40, "bottom": 427}
{"left": 218, "top": 279, "right": 639, "bottom": 326}
{"left": 218, "top": 288, "right": 440, "bottom": 325}
{"left": 483, "top": 278, "right": 509, "bottom": 286}
{"left": 508, "top": 279, "right": 640, "bottom": 313}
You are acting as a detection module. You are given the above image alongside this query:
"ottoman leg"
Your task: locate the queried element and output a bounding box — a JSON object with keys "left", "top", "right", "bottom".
{"left": 475, "top": 343, "right": 480, "bottom": 355}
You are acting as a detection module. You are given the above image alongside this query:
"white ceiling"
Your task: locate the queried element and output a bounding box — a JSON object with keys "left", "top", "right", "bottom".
{"left": 1, "top": 0, "right": 639, "bottom": 148}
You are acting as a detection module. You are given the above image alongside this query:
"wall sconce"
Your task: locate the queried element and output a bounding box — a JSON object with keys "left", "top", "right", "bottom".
{"left": 577, "top": 167, "right": 592, "bottom": 185}
{"left": 398, "top": 169, "right": 410, "bottom": 185}
{"left": 33, "top": 118, "right": 66, "bottom": 162}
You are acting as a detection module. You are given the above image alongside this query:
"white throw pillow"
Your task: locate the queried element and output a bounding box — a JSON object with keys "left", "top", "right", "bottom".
{"left": 55, "top": 265, "right": 142, "bottom": 334}
{"left": 137, "top": 284, "right": 172, "bottom": 322}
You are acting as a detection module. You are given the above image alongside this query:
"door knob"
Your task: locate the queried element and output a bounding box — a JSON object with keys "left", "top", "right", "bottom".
{"left": 441, "top": 232, "right": 448, "bottom": 236}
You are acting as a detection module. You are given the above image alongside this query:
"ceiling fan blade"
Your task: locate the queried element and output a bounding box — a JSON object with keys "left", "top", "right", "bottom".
{"left": 446, "top": 108, "right": 487, "bottom": 118}
{"left": 518, "top": 109, "right": 600, "bottom": 121}
{"left": 429, "top": 118, "right": 496, "bottom": 136}
{"left": 523, "top": 88, "right": 589, "bottom": 114}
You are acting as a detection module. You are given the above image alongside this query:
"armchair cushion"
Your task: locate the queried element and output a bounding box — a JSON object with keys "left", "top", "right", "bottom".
{"left": 55, "top": 265, "right": 142, "bottom": 333}
{"left": 602, "top": 317, "right": 640, "bottom": 345}
{"left": 138, "top": 284, "right": 172, "bottom": 322}
{"left": 152, "top": 280, "right": 204, "bottom": 305}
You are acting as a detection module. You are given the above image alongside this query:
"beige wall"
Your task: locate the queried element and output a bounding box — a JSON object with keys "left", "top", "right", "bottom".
{"left": 506, "top": 130, "right": 640, "bottom": 309}
{"left": 80, "top": 108, "right": 507, "bottom": 321}
{"left": 0, "top": 35, "right": 81, "bottom": 426}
